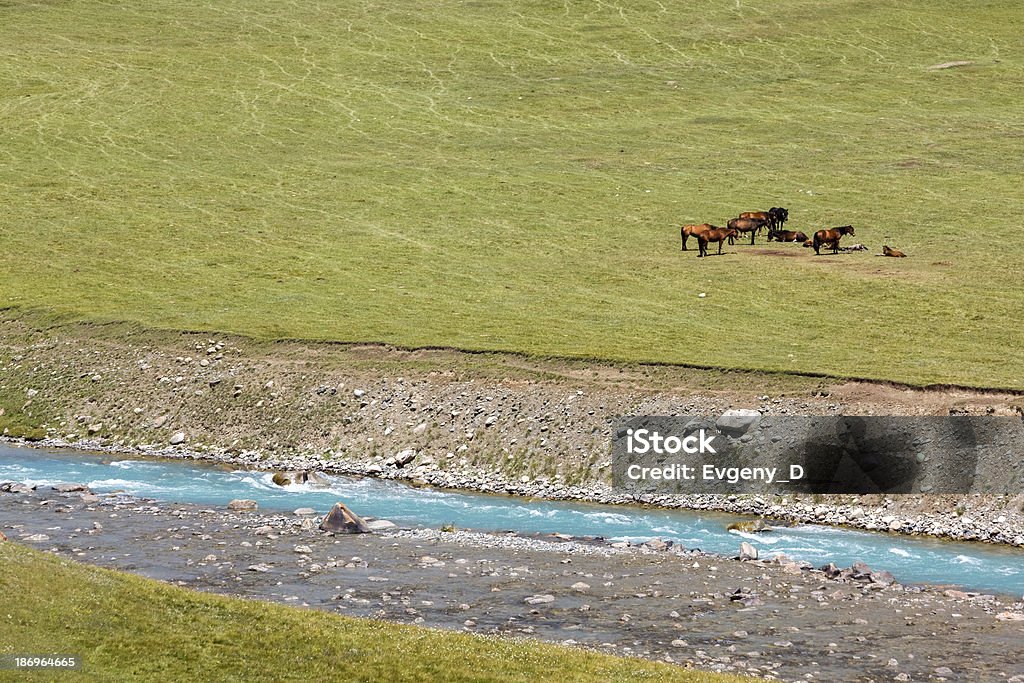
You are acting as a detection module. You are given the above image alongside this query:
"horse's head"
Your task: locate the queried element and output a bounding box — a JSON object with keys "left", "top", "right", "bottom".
{"left": 726, "top": 228, "right": 739, "bottom": 238}
{"left": 839, "top": 225, "right": 855, "bottom": 236}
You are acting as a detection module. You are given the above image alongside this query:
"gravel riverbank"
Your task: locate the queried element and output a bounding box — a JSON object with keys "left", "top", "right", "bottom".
{"left": 2, "top": 485, "right": 1023, "bottom": 682}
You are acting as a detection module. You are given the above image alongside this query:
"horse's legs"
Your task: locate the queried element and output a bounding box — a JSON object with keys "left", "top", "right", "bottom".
{"left": 718, "top": 240, "right": 724, "bottom": 255}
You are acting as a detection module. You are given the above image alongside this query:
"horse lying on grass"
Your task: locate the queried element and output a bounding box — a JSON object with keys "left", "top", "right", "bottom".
{"left": 768, "top": 229, "right": 808, "bottom": 243}
{"left": 812, "top": 226, "right": 855, "bottom": 255}
{"left": 883, "top": 245, "right": 907, "bottom": 257}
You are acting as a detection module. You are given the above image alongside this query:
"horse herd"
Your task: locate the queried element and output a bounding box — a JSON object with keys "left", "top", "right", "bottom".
{"left": 681, "top": 206, "right": 860, "bottom": 258}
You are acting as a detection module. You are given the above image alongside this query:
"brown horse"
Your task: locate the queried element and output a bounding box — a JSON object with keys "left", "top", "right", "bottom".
{"left": 802, "top": 239, "right": 814, "bottom": 248}
{"left": 739, "top": 211, "right": 772, "bottom": 233}
{"left": 681, "top": 223, "right": 715, "bottom": 251}
{"left": 740, "top": 207, "right": 789, "bottom": 231}
{"left": 727, "top": 217, "right": 768, "bottom": 245}
{"left": 768, "top": 229, "right": 808, "bottom": 243}
{"left": 812, "top": 226, "right": 855, "bottom": 254}
{"left": 697, "top": 227, "right": 738, "bottom": 257}
{"left": 882, "top": 245, "right": 907, "bottom": 258}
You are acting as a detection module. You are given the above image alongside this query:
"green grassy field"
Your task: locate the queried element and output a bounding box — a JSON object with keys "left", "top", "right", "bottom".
{"left": 0, "top": 542, "right": 738, "bottom": 682}
{"left": 1, "top": 0, "right": 1022, "bottom": 388}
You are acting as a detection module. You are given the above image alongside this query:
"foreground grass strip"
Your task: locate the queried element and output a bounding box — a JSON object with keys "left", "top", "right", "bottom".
{"left": 0, "top": 543, "right": 740, "bottom": 682}
{"left": 2, "top": 0, "right": 1022, "bottom": 387}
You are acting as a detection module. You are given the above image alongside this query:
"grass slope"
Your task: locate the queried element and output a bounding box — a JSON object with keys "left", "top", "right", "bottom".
{"left": 0, "top": 543, "right": 738, "bottom": 682}
{"left": 1, "top": 0, "right": 1022, "bottom": 387}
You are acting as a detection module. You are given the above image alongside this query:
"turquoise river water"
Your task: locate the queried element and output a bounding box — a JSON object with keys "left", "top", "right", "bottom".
{"left": 1, "top": 443, "right": 1021, "bottom": 595}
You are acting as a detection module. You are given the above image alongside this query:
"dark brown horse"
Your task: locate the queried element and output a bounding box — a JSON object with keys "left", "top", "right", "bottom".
{"left": 768, "top": 229, "right": 808, "bottom": 243}
{"left": 740, "top": 207, "right": 789, "bottom": 231}
{"left": 727, "top": 217, "right": 768, "bottom": 245}
{"left": 697, "top": 227, "right": 738, "bottom": 257}
{"left": 680, "top": 223, "right": 715, "bottom": 251}
{"left": 812, "top": 225, "right": 855, "bottom": 255}
{"left": 769, "top": 207, "right": 789, "bottom": 228}
{"left": 739, "top": 211, "right": 772, "bottom": 234}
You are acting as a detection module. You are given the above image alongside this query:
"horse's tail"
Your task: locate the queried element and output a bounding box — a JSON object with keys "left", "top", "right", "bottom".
{"left": 812, "top": 232, "right": 822, "bottom": 252}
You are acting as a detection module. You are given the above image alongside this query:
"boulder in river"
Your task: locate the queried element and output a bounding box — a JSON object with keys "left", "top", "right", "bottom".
{"left": 739, "top": 541, "right": 758, "bottom": 561}
{"left": 319, "top": 502, "right": 372, "bottom": 534}
{"left": 272, "top": 471, "right": 302, "bottom": 486}
{"left": 727, "top": 519, "right": 772, "bottom": 533}
{"left": 228, "top": 499, "right": 259, "bottom": 511}
{"left": 272, "top": 470, "right": 332, "bottom": 487}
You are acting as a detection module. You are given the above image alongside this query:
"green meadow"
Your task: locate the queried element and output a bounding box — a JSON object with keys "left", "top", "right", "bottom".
{"left": 1, "top": 0, "right": 1022, "bottom": 387}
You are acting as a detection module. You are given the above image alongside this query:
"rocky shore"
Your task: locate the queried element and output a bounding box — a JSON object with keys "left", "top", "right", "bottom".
{"left": 2, "top": 484, "right": 1023, "bottom": 682}
{"left": 2, "top": 314, "right": 1024, "bottom": 548}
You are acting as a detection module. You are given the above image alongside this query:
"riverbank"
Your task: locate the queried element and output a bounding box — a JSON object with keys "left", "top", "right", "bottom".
{"left": 2, "top": 312, "right": 1024, "bottom": 546}
{"left": 2, "top": 485, "right": 1023, "bottom": 681}
{"left": 0, "top": 542, "right": 732, "bottom": 683}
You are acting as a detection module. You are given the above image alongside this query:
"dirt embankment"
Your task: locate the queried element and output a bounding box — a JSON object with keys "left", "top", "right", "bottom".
{"left": 2, "top": 312, "right": 1023, "bottom": 540}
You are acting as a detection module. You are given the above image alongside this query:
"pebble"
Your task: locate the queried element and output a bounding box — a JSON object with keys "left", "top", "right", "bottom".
{"left": 524, "top": 594, "right": 555, "bottom": 605}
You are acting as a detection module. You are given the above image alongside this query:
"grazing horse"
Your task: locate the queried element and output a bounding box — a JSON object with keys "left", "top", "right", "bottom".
{"left": 768, "top": 229, "right": 808, "bottom": 243}
{"left": 697, "top": 228, "right": 738, "bottom": 257}
{"left": 812, "top": 225, "right": 855, "bottom": 255}
{"left": 681, "top": 223, "right": 715, "bottom": 251}
{"left": 882, "top": 245, "right": 907, "bottom": 258}
{"left": 727, "top": 217, "right": 768, "bottom": 245}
